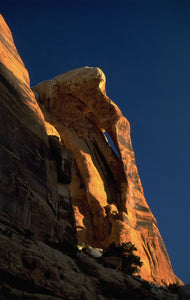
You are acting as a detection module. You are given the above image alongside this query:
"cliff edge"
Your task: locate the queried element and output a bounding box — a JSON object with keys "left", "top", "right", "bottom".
{"left": 33, "top": 65, "right": 181, "bottom": 286}
{"left": 0, "top": 14, "right": 183, "bottom": 299}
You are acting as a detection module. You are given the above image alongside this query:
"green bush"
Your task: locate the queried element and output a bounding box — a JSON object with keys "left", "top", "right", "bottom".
{"left": 102, "top": 242, "right": 143, "bottom": 275}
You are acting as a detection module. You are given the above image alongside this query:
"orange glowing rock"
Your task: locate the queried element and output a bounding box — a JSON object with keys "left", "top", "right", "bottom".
{"left": 1, "top": 13, "right": 184, "bottom": 298}
{"left": 33, "top": 67, "right": 182, "bottom": 285}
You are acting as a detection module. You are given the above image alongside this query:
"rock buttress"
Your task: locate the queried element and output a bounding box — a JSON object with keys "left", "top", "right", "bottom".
{"left": 33, "top": 66, "right": 182, "bottom": 286}
{"left": 0, "top": 14, "right": 76, "bottom": 250}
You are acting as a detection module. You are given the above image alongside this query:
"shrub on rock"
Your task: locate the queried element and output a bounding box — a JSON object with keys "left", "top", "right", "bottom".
{"left": 102, "top": 242, "right": 143, "bottom": 275}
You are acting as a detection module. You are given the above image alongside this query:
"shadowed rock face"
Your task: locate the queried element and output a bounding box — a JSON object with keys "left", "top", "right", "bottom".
{"left": 33, "top": 68, "right": 181, "bottom": 285}
{"left": 0, "top": 14, "right": 76, "bottom": 247}
{"left": 0, "top": 12, "right": 182, "bottom": 296}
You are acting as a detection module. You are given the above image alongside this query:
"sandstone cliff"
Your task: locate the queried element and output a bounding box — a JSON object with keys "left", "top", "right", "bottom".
{"left": 0, "top": 13, "right": 76, "bottom": 247}
{"left": 32, "top": 66, "right": 181, "bottom": 286}
{"left": 0, "top": 14, "right": 183, "bottom": 299}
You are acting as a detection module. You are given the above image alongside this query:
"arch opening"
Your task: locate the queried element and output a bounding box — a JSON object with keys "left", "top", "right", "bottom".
{"left": 104, "top": 132, "right": 119, "bottom": 158}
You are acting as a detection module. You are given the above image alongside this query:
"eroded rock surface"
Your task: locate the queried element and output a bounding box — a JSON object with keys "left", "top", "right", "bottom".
{"left": 0, "top": 14, "right": 76, "bottom": 251}
{"left": 33, "top": 67, "right": 182, "bottom": 285}
{"left": 0, "top": 13, "right": 183, "bottom": 299}
{"left": 1, "top": 227, "right": 181, "bottom": 300}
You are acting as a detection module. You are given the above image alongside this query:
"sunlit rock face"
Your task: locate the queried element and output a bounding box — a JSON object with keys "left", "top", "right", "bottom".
{"left": 33, "top": 67, "right": 181, "bottom": 286}
{"left": 0, "top": 12, "right": 182, "bottom": 295}
{"left": 0, "top": 14, "right": 76, "bottom": 246}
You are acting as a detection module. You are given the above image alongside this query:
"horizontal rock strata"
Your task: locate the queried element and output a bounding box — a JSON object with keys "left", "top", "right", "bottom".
{"left": 0, "top": 228, "right": 179, "bottom": 300}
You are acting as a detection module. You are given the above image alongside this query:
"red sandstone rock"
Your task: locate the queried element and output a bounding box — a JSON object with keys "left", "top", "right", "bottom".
{"left": 33, "top": 66, "right": 182, "bottom": 286}
{"left": 0, "top": 13, "right": 183, "bottom": 298}
{"left": 0, "top": 14, "right": 76, "bottom": 246}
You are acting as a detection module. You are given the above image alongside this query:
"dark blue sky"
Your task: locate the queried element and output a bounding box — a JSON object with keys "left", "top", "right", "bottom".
{"left": 1, "top": 0, "right": 190, "bottom": 284}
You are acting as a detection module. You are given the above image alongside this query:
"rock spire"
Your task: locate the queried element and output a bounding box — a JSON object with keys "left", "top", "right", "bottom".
{"left": 33, "top": 66, "right": 181, "bottom": 285}
{"left": 0, "top": 14, "right": 183, "bottom": 296}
